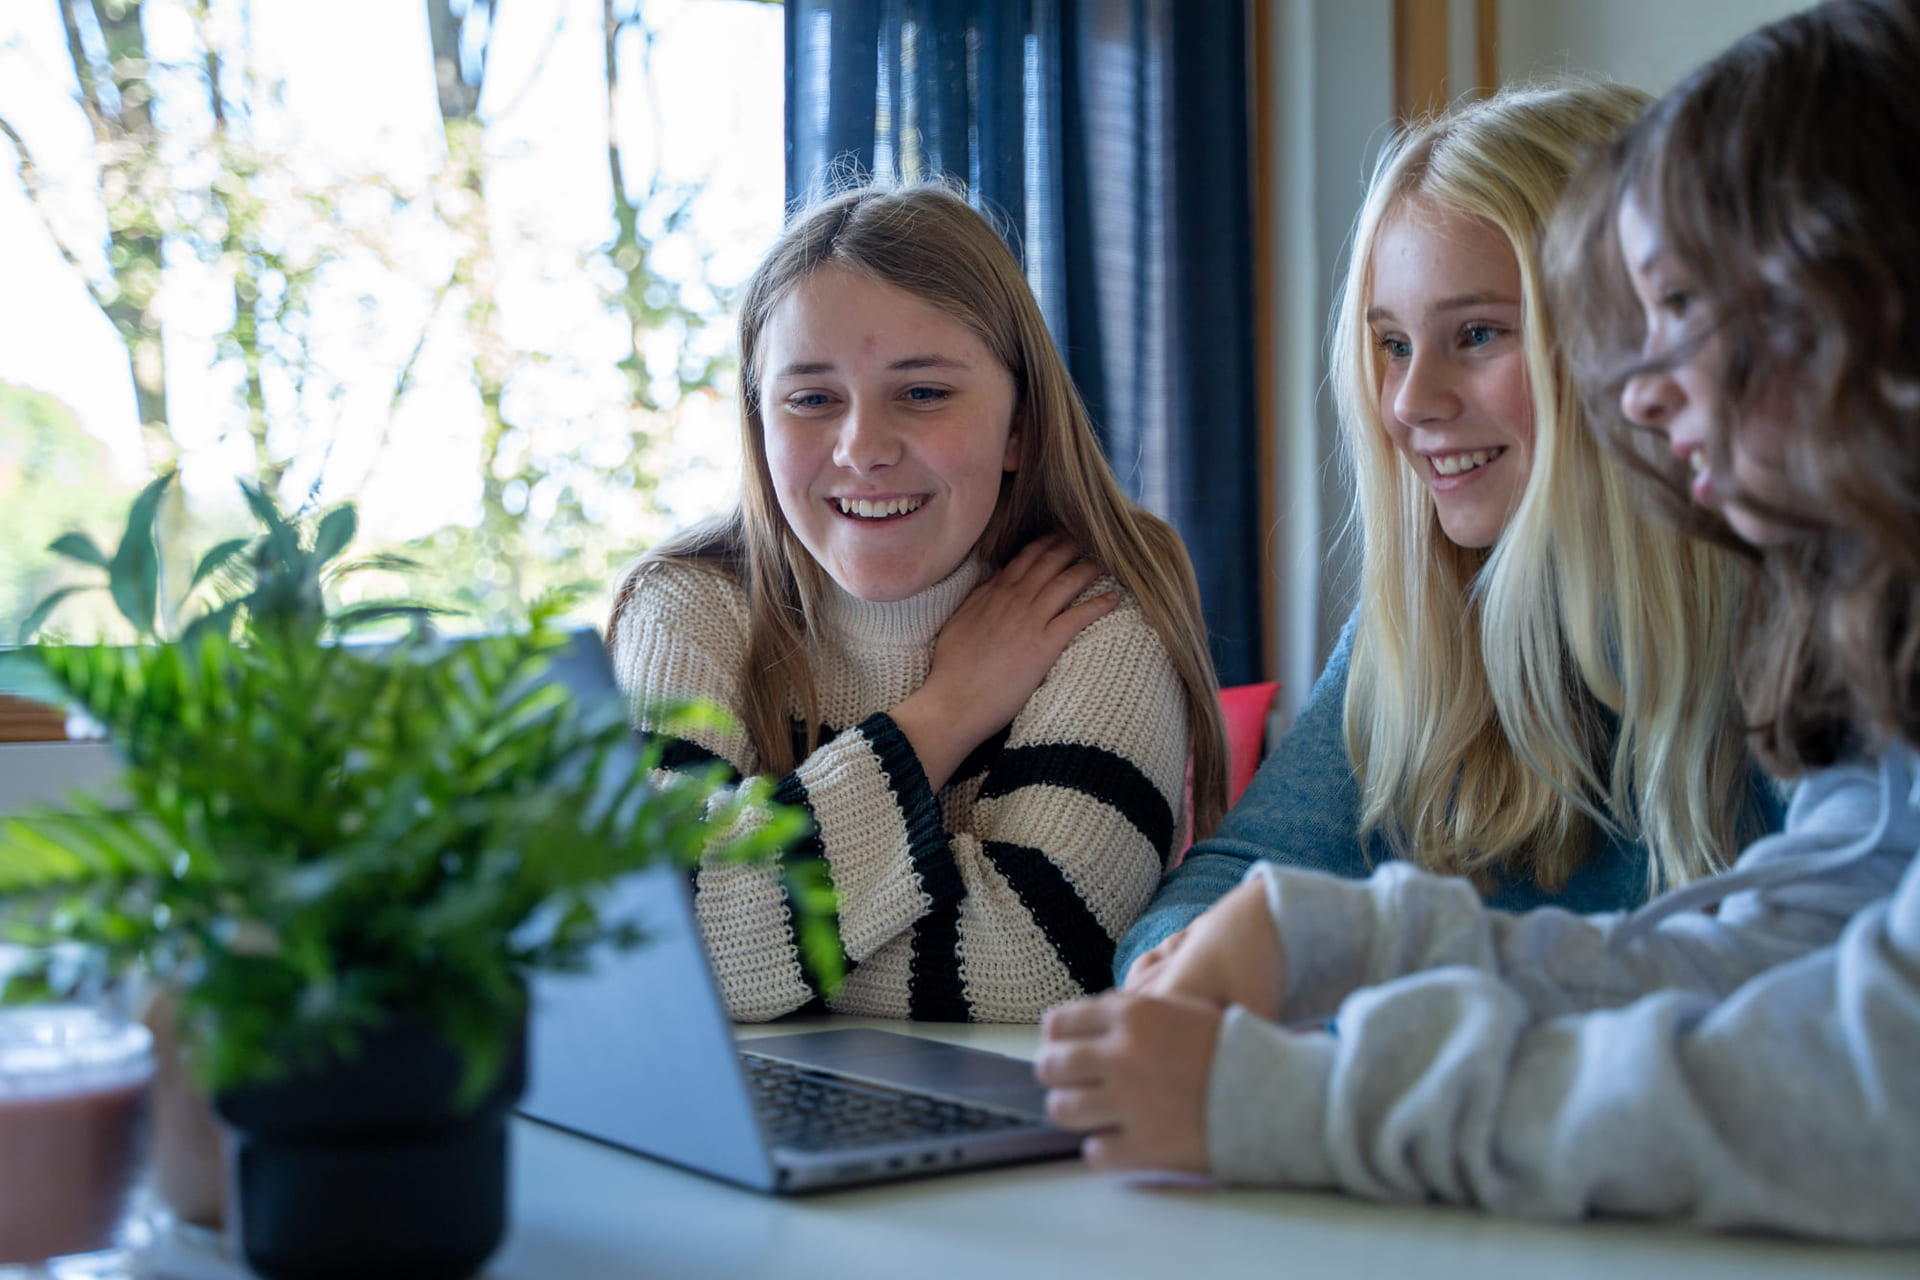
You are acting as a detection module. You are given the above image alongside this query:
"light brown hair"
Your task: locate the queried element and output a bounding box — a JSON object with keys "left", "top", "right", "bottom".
{"left": 616, "top": 182, "right": 1230, "bottom": 837}
{"left": 1548, "top": 0, "right": 1920, "bottom": 773}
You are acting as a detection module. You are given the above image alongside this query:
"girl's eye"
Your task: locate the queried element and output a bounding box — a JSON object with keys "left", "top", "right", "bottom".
{"left": 787, "top": 391, "right": 835, "bottom": 410}
{"left": 1661, "top": 289, "right": 1692, "bottom": 318}
{"left": 1461, "top": 323, "right": 1502, "bottom": 349}
{"left": 902, "top": 386, "right": 950, "bottom": 404}
{"left": 1376, "top": 335, "right": 1411, "bottom": 361}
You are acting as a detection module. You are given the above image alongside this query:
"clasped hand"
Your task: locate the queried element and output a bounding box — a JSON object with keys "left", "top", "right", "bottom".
{"left": 1034, "top": 877, "right": 1289, "bottom": 1173}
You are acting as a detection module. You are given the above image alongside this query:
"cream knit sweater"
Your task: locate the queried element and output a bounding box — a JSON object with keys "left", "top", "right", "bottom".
{"left": 609, "top": 555, "right": 1188, "bottom": 1022}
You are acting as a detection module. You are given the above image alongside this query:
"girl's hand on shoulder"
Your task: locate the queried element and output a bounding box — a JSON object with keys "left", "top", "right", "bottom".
{"left": 1035, "top": 990, "right": 1221, "bottom": 1174}
{"left": 933, "top": 533, "right": 1119, "bottom": 720}
{"left": 893, "top": 533, "right": 1119, "bottom": 789}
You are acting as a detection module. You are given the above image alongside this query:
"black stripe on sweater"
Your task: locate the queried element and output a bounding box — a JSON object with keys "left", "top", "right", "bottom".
{"left": 770, "top": 770, "right": 853, "bottom": 1003}
{"left": 647, "top": 734, "right": 742, "bottom": 784}
{"left": 977, "top": 743, "right": 1174, "bottom": 860}
{"left": 858, "top": 712, "right": 963, "bottom": 909}
{"left": 949, "top": 725, "right": 1012, "bottom": 789}
{"left": 981, "top": 840, "right": 1116, "bottom": 995}
{"left": 909, "top": 900, "right": 969, "bottom": 1021}
{"left": 788, "top": 717, "right": 843, "bottom": 768}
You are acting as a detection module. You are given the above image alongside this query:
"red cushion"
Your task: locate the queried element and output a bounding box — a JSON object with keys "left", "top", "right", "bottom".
{"left": 1175, "top": 681, "right": 1282, "bottom": 864}
{"left": 1218, "top": 681, "right": 1282, "bottom": 807}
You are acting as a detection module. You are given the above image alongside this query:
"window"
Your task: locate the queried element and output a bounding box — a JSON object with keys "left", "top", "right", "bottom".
{"left": 0, "top": 0, "right": 783, "bottom": 640}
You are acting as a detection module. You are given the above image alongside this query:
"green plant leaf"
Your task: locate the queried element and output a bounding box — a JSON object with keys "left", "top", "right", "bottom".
{"left": 783, "top": 859, "right": 846, "bottom": 997}
{"left": 327, "top": 553, "right": 422, "bottom": 578}
{"left": 0, "top": 511, "right": 818, "bottom": 1095}
{"left": 15, "top": 586, "right": 90, "bottom": 644}
{"left": 237, "top": 480, "right": 304, "bottom": 585}
{"left": 48, "top": 532, "right": 109, "bottom": 569}
{"left": 0, "top": 816, "right": 94, "bottom": 892}
{"left": 182, "top": 600, "right": 243, "bottom": 647}
{"left": 330, "top": 602, "right": 443, "bottom": 633}
{"left": 107, "top": 471, "right": 175, "bottom": 639}
{"left": 190, "top": 538, "right": 251, "bottom": 590}
{"left": 311, "top": 506, "right": 356, "bottom": 567}
{"left": 2, "top": 972, "right": 56, "bottom": 1005}
{"left": 238, "top": 479, "right": 291, "bottom": 540}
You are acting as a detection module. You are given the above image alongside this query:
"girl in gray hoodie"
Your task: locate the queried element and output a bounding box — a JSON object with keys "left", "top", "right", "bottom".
{"left": 1036, "top": 0, "right": 1920, "bottom": 1241}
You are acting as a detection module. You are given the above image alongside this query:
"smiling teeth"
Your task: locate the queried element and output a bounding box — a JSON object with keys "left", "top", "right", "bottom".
{"left": 1432, "top": 449, "right": 1500, "bottom": 477}
{"left": 1688, "top": 449, "right": 1706, "bottom": 474}
{"left": 837, "top": 496, "right": 925, "bottom": 519}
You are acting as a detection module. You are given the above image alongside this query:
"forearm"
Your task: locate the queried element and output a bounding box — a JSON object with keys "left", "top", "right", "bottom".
{"left": 914, "top": 601, "right": 1187, "bottom": 1019}
{"left": 694, "top": 712, "right": 956, "bottom": 1020}
{"left": 710, "top": 673, "right": 1182, "bottom": 1021}
{"left": 1208, "top": 874, "right": 1920, "bottom": 1239}
{"left": 1259, "top": 859, "right": 1839, "bottom": 1026}
{"left": 612, "top": 570, "right": 955, "bottom": 1020}
{"left": 1262, "top": 755, "right": 1908, "bottom": 1023}
{"left": 890, "top": 682, "right": 1001, "bottom": 795}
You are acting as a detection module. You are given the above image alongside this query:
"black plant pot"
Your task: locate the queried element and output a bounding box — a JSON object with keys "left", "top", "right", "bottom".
{"left": 213, "top": 1017, "right": 527, "bottom": 1280}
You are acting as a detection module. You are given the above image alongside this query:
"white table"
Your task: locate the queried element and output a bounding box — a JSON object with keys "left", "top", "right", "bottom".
{"left": 472, "top": 1016, "right": 1919, "bottom": 1280}
{"left": 24, "top": 745, "right": 1910, "bottom": 1278}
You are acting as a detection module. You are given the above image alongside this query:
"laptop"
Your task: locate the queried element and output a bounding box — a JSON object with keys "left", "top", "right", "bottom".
{"left": 520, "top": 630, "right": 1084, "bottom": 1193}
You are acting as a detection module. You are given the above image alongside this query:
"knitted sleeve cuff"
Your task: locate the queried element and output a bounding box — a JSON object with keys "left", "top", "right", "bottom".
{"left": 856, "top": 711, "right": 962, "bottom": 908}
{"left": 1206, "top": 1005, "right": 1340, "bottom": 1187}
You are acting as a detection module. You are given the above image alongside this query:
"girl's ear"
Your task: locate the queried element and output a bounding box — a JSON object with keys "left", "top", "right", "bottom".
{"left": 1002, "top": 408, "right": 1023, "bottom": 473}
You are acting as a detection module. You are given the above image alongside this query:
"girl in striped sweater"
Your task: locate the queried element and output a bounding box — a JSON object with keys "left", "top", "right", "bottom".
{"left": 608, "top": 183, "right": 1228, "bottom": 1022}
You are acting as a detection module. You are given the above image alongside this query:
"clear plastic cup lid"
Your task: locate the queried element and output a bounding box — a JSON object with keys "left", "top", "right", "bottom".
{"left": 0, "top": 1005, "right": 154, "bottom": 1098}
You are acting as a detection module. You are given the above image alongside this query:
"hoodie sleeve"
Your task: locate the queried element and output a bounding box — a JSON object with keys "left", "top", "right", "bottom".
{"left": 1263, "top": 754, "right": 1911, "bottom": 1025}
{"left": 1204, "top": 749, "right": 1920, "bottom": 1241}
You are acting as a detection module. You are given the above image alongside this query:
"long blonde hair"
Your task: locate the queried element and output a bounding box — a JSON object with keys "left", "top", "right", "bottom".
{"left": 620, "top": 182, "right": 1230, "bottom": 839}
{"left": 1333, "top": 83, "right": 1760, "bottom": 894}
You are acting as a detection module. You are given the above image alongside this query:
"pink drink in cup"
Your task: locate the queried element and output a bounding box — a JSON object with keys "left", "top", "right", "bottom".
{"left": 0, "top": 1006, "right": 153, "bottom": 1266}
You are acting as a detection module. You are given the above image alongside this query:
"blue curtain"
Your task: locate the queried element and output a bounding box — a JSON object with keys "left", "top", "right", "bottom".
{"left": 784, "top": 0, "right": 1264, "bottom": 686}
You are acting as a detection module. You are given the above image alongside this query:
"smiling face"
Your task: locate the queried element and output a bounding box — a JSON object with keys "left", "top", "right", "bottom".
{"left": 757, "top": 265, "right": 1021, "bottom": 602}
{"left": 1367, "top": 201, "right": 1535, "bottom": 550}
{"left": 1614, "top": 191, "right": 1792, "bottom": 546}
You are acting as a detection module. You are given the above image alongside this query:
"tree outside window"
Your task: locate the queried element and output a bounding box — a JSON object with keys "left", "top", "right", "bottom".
{"left": 0, "top": 0, "right": 781, "bottom": 639}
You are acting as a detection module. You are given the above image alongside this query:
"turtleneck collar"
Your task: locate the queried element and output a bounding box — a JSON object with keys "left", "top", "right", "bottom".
{"left": 819, "top": 558, "right": 983, "bottom": 649}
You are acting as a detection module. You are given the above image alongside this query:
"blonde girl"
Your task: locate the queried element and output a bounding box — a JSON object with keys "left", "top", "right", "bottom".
{"left": 1119, "top": 82, "right": 1780, "bottom": 986}
{"left": 609, "top": 182, "right": 1228, "bottom": 1021}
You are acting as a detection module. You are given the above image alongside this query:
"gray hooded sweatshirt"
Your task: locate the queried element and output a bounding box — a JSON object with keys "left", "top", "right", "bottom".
{"left": 1206, "top": 743, "right": 1920, "bottom": 1241}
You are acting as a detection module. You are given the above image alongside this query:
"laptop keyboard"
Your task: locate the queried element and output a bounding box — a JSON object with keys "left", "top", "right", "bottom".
{"left": 740, "top": 1052, "right": 1036, "bottom": 1152}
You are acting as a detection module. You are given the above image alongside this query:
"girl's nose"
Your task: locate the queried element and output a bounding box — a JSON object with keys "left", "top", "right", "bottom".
{"left": 833, "top": 402, "right": 902, "bottom": 472}
{"left": 1391, "top": 349, "right": 1461, "bottom": 427}
{"left": 1620, "top": 368, "right": 1683, "bottom": 431}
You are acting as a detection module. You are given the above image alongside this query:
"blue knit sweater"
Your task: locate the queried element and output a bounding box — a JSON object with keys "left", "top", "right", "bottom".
{"left": 1114, "top": 609, "right": 1790, "bottom": 983}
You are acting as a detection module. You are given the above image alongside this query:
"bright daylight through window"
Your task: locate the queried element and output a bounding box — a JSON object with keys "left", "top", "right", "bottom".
{"left": 0, "top": 0, "right": 782, "bottom": 640}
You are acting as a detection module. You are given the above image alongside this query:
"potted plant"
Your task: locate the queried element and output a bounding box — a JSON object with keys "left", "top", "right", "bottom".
{"left": 0, "top": 474, "right": 834, "bottom": 1280}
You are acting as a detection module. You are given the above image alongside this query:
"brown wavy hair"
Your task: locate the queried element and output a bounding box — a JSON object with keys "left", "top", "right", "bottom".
{"left": 1547, "top": 0, "right": 1920, "bottom": 775}
{"left": 616, "top": 181, "right": 1230, "bottom": 838}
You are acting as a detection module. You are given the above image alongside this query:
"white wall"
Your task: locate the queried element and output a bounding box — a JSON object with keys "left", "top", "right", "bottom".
{"left": 1264, "top": 0, "right": 1391, "bottom": 719}
{"left": 1498, "top": 0, "right": 1815, "bottom": 94}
